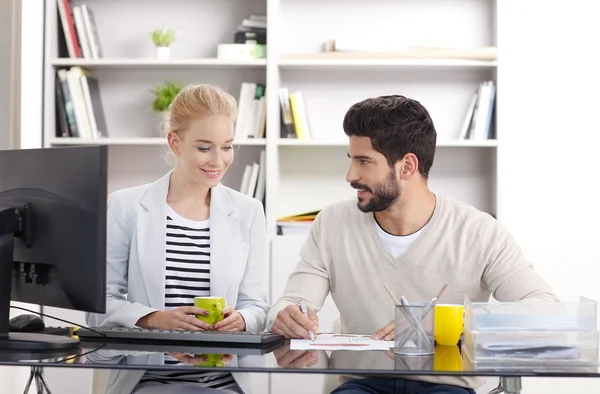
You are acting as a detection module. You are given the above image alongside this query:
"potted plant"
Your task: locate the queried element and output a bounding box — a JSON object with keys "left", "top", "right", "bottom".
{"left": 151, "top": 81, "right": 183, "bottom": 134}
{"left": 150, "top": 27, "right": 176, "bottom": 59}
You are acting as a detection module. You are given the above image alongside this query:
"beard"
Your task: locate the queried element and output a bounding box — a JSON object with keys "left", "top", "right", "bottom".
{"left": 351, "top": 169, "right": 401, "bottom": 213}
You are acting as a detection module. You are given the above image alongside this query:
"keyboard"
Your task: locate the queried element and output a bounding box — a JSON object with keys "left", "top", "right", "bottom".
{"left": 77, "top": 327, "right": 285, "bottom": 348}
{"left": 79, "top": 339, "right": 285, "bottom": 356}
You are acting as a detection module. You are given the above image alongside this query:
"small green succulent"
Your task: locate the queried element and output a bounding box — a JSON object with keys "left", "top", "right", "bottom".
{"left": 150, "top": 27, "right": 176, "bottom": 47}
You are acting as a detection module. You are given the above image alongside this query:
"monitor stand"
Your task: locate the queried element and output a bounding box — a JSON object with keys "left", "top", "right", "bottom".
{"left": 0, "top": 206, "right": 79, "bottom": 352}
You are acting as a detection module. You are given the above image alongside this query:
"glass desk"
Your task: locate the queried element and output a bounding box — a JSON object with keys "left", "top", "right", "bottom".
{"left": 1, "top": 338, "right": 599, "bottom": 394}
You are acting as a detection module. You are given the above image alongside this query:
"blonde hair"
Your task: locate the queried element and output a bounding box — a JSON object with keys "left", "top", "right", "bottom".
{"left": 162, "top": 84, "right": 237, "bottom": 165}
{"left": 166, "top": 84, "right": 237, "bottom": 135}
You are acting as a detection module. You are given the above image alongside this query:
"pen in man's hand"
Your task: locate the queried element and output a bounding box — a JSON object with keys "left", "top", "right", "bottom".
{"left": 300, "top": 301, "right": 315, "bottom": 340}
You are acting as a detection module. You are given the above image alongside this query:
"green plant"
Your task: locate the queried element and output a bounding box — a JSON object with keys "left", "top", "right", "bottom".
{"left": 150, "top": 27, "right": 176, "bottom": 47}
{"left": 151, "top": 81, "right": 183, "bottom": 112}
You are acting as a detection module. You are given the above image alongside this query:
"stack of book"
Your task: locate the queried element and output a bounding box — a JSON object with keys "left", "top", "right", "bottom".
{"left": 57, "top": 0, "right": 103, "bottom": 59}
{"left": 234, "top": 82, "right": 267, "bottom": 140}
{"left": 276, "top": 210, "right": 320, "bottom": 236}
{"left": 458, "top": 80, "right": 496, "bottom": 140}
{"left": 218, "top": 14, "right": 267, "bottom": 60}
{"left": 234, "top": 14, "right": 266, "bottom": 45}
{"left": 55, "top": 67, "right": 107, "bottom": 139}
{"left": 278, "top": 88, "right": 312, "bottom": 139}
{"left": 239, "top": 150, "right": 266, "bottom": 204}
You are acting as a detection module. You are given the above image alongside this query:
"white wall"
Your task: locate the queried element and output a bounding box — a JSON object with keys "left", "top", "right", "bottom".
{"left": 497, "top": 0, "right": 600, "bottom": 393}
{"left": 18, "top": 0, "right": 43, "bottom": 149}
{"left": 0, "top": 0, "right": 16, "bottom": 149}
{"left": 1, "top": 1, "right": 44, "bottom": 393}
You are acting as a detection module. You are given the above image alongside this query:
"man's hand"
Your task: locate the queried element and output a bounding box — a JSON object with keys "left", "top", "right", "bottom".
{"left": 371, "top": 320, "right": 395, "bottom": 340}
{"left": 274, "top": 341, "right": 319, "bottom": 369}
{"left": 271, "top": 304, "right": 318, "bottom": 339}
{"left": 214, "top": 306, "right": 246, "bottom": 332}
{"left": 136, "top": 306, "right": 213, "bottom": 331}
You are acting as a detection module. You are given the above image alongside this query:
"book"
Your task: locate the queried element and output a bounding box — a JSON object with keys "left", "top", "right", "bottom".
{"left": 277, "top": 210, "right": 320, "bottom": 222}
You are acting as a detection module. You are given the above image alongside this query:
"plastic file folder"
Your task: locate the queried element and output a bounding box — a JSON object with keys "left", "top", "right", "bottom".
{"left": 462, "top": 296, "right": 599, "bottom": 369}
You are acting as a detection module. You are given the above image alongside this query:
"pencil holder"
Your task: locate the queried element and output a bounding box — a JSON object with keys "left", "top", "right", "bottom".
{"left": 392, "top": 302, "right": 435, "bottom": 356}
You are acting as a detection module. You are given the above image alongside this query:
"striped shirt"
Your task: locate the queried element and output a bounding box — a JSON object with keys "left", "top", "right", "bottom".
{"left": 137, "top": 204, "right": 239, "bottom": 392}
{"left": 164, "top": 205, "right": 211, "bottom": 307}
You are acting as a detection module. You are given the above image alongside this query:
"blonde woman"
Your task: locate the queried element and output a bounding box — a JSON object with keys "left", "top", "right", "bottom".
{"left": 87, "top": 84, "right": 268, "bottom": 394}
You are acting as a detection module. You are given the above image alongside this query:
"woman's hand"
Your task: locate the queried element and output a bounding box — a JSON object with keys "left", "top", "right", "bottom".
{"left": 214, "top": 306, "right": 246, "bottom": 332}
{"left": 168, "top": 353, "right": 234, "bottom": 366}
{"left": 136, "top": 306, "right": 214, "bottom": 331}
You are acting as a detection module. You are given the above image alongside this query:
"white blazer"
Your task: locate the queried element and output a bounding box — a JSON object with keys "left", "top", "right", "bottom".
{"left": 86, "top": 170, "right": 269, "bottom": 394}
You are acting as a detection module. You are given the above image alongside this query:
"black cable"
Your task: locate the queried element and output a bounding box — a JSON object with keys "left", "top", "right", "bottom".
{"left": 57, "top": 343, "right": 107, "bottom": 364}
{"left": 10, "top": 305, "right": 106, "bottom": 337}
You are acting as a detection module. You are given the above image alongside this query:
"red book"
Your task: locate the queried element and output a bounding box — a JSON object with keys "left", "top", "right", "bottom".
{"left": 57, "top": 0, "right": 82, "bottom": 58}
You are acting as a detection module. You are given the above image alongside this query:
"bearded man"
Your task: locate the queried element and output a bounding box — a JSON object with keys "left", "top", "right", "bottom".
{"left": 266, "top": 95, "right": 558, "bottom": 394}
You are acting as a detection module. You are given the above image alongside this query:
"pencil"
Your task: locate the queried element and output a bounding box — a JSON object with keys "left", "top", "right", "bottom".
{"left": 383, "top": 283, "right": 401, "bottom": 305}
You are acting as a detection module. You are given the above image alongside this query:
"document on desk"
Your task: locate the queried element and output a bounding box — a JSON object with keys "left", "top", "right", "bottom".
{"left": 475, "top": 314, "right": 581, "bottom": 331}
{"left": 290, "top": 334, "right": 394, "bottom": 351}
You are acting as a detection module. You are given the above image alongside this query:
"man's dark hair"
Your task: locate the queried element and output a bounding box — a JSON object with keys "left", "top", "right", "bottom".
{"left": 343, "top": 95, "right": 437, "bottom": 179}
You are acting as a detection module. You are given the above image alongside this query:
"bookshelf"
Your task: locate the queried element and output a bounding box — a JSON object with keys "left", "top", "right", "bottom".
{"left": 40, "top": 0, "right": 498, "bottom": 393}
{"left": 43, "top": 0, "right": 498, "bottom": 235}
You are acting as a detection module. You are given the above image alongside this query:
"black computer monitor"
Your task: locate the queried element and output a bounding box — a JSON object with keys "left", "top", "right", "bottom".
{"left": 0, "top": 145, "right": 107, "bottom": 352}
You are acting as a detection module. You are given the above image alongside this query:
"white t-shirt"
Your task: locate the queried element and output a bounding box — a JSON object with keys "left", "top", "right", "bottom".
{"left": 375, "top": 216, "right": 426, "bottom": 259}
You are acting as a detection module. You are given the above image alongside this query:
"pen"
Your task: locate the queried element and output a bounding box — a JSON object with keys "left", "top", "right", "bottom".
{"left": 423, "top": 284, "right": 448, "bottom": 316}
{"left": 383, "top": 283, "right": 428, "bottom": 346}
{"left": 400, "top": 295, "right": 432, "bottom": 348}
{"left": 300, "top": 300, "right": 315, "bottom": 341}
{"left": 397, "top": 284, "right": 448, "bottom": 346}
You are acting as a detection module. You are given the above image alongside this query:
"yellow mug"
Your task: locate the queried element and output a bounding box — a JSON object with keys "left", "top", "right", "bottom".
{"left": 434, "top": 304, "right": 464, "bottom": 346}
{"left": 194, "top": 296, "right": 226, "bottom": 326}
{"left": 433, "top": 345, "right": 463, "bottom": 371}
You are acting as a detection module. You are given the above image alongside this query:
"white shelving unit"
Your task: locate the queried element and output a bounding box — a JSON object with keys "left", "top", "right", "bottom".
{"left": 40, "top": 0, "right": 499, "bottom": 393}
{"left": 43, "top": 0, "right": 499, "bottom": 234}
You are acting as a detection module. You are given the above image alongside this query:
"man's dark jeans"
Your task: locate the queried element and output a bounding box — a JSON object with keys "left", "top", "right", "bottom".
{"left": 330, "top": 378, "right": 478, "bottom": 394}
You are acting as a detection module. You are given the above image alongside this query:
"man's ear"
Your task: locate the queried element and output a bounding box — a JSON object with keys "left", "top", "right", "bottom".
{"left": 398, "top": 153, "right": 419, "bottom": 179}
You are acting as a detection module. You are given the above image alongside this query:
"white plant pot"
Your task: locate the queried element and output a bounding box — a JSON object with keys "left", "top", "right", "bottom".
{"left": 156, "top": 46, "right": 170, "bottom": 60}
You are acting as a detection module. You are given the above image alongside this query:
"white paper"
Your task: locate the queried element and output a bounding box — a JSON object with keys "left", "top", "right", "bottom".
{"left": 475, "top": 314, "right": 581, "bottom": 331}
{"left": 290, "top": 333, "right": 394, "bottom": 351}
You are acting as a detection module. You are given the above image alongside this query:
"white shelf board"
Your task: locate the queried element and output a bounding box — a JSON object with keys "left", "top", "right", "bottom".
{"left": 50, "top": 58, "right": 267, "bottom": 69}
{"left": 276, "top": 139, "right": 498, "bottom": 147}
{"left": 278, "top": 58, "right": 497, "bottom": 71}
{"left": 48, "top": 138, "right": 266, "bottom": 146}
{"left": 438, "top": 139, "right": 498, "bottom": 147}
{"left": 277, "top": 139, "right": 349, "bottom": 147}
